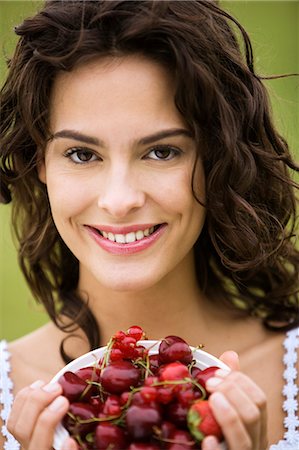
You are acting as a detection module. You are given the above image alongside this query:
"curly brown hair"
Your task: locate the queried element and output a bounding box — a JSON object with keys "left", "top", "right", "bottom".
{"left": 1, "top": 0, "right": 298, "bottom": 362}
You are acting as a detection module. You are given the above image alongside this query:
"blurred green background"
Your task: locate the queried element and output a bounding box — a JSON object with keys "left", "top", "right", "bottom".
{"left": 0, "top": 1, "right": 298, "bottom": 341}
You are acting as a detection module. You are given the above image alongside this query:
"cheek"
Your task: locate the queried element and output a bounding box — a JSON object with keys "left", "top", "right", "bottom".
{"left": 46, "top": 172, "right": 90, "bottom": 224}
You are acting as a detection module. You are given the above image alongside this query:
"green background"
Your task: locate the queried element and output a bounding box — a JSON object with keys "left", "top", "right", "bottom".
{"left": 0, "top": 1, "right": 298, "bottom": 341}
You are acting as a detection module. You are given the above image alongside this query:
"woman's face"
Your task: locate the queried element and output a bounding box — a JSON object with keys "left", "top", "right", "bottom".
{"left": 40, "top": 55, "right": 206, "bottom": 292}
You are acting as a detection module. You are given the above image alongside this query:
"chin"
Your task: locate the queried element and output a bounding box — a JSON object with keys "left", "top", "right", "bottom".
{"left": 97, "top": 271, "right": 163, "bottom": 293}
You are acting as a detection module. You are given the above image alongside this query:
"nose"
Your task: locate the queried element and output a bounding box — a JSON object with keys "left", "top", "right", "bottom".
{"left": 97, "top": 165, "right": 145, "bottom": 218}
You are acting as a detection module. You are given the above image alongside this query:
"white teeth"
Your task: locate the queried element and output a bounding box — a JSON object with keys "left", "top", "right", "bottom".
{"left": 115, "top": 234, "right": 126, "bottom": 243}
{"left": 136, "top": 230, "right": 144, "bottom": 241}
{"left": 125, "top": 232, "right": 136, "bottom": 243}
{"left": 107, "top": 232, "right": 115, "bottom": 242}
{"left": 100, "top": 226, "right": 157, "bottom": 244}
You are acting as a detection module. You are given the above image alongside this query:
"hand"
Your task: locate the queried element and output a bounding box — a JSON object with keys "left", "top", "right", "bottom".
{"left": 7, "top": 380, "right": 78, "bottom": 450}
{"left": 201, "top": 352, "right": 268, "bottom": 450}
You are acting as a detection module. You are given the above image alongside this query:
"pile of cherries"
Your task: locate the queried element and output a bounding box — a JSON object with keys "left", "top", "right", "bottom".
{"left": 58, "top": 326, "right": 223, "bottom": 449}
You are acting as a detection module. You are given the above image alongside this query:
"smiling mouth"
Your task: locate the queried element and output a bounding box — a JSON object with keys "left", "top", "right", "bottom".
{"left": 91, "top": 225, "right": 162, "bottom": 244}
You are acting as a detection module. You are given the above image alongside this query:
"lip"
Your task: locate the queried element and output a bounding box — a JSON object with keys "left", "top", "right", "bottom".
{"left": 85, "top": 223, "right": 167, "bottom": 255}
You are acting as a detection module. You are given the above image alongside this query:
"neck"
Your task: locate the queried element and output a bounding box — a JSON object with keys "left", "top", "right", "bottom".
{"left": 76, "top": 257, "right": 210, "bottom": 347}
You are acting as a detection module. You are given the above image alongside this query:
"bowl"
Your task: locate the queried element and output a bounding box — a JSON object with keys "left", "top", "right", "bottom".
{"left": 51, "top": 340, "right": 229, "bottom": 450}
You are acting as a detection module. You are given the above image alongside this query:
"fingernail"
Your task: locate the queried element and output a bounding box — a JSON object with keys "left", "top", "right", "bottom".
{"left": 43, "top": 382, "right": 61, "bottom": 393}
{"left": 62, "top": 437, "right": 77, "bottom": 450}
{"left": 48, "top": 396, "right": 67, "bottom": 412}
{"left": 215, "top": 369, "right": 230, "bottom": 378}
{"left": 210, "top": 391, "right": 230, "bottom": 410}
{"left": 203, "top": 435, "right": 219, "bottom": 450}
{"left": 206, "top": 377, "right": 223, "bottom": 388}
{"left": 30, "top": 380, "right": 45, "bottom": 389}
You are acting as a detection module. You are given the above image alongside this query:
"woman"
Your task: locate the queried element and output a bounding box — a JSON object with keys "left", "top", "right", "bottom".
{"left": 0, "top": 1, "right": 298, "bottom": 449}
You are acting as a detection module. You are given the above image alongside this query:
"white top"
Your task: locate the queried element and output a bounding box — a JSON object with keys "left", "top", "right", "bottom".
{"left": 0, "top": 328, "right": 298, "bottom": 449}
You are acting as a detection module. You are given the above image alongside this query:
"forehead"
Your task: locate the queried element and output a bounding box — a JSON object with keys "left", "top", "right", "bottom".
{"left": 48, "top": 55, "right": 186, "bottom": 139}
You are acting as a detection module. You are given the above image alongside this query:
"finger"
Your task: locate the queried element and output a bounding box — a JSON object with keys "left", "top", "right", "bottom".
{"left": 61, "top": 437, "right": 79, "bottom": 450}
{"left": 8, "top": 381, "right": 63, "bottom": 447}
{"left": 219, "top": 351, "right": 240, "bottom": 371}
{"left": 7, "top": 380, "right": 46, "bottom": 437}
{"left": 209, "top": 392, "right": 251, "bottom": 450}
{"left": 210, "top": 381, "right": 262, "bottom": 448}
{"left": 207, "top": 372, "right": 268, "bottom": 450}
{"left": 207, "top": 371, "right": 267, "bottom": 412}
{"left": 202, "top": 435, "right": 223, "bottom": 450}
{"left": 28, "top": 395, "right": 69, "bottom": 450}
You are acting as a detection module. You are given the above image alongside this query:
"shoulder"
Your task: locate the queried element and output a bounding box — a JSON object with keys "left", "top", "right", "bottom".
{"left": 6, "top": 323, "right": 66, "bottom": 394}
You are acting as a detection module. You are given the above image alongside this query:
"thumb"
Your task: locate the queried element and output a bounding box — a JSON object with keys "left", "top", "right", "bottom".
{"left": 219, "top": 350, "right": 240, "bottom": 371}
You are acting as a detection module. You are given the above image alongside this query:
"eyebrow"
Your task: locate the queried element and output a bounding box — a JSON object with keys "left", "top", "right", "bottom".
{"left": 50, "top": 128, "right": 193, "bottom": 146}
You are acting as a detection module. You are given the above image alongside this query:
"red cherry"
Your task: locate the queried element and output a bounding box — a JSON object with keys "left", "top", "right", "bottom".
{"left": 144, "top": 376, "right": 159, "bottom": 386}
{"left": 62, "top": 402, "right": 98, "bottom": 436}
{"left": 101, "top": 360, "right": 141, "bottom": 394}
{"left": 102, "top": 395, "right": 122, "bottom": 417}
{"left": 156, "top": 386, "right": 174, "bottom": 404}
{"left": 159, "top": 421, "right": 177, "bottom": 440}
{"left": 58, "top": 371, "right": 89, "bottom": 402}
{"left": 75, "top": 366, "right": 101, "bottom": 382}
{"left": 159, "top": 336, "right": 193, "bottom": 365}
{"left": 126, "top": 404, "right": 162, "bottom": 440}
{"left": 167, "top": 401, "right": 189, "bottom": 427}
{"left": 127, "top": 325, "right": 145, "bottom": 341}
{"left": 194, "top": 366, "right": 220, "bottom": 389}
{"left": 131, "top": 391, "right": 157, "bottom": 408}
{"left": 149, "top": 354, "right": 160, "bottom": 374}
{"left": 140, "top": 386, "right": 158, "bottom": 403}
{"left": 159, "top": 362, "right": 190, "bottom": 381}
{"left": 133, "top": 344, "right": 146, "bottom": 359}
{"left": 113, "top": 330, "right": 126, "bottom": 342}
{"left": 128, "top": 444, "right": 160, "bottom": 450}
{"left": 176, "top": 387, "right": 195, "bottom": 407}
{"left": 166, "top": 429, "right": 196, "bottom": 450}
{"left": 95, "top": 422, "right": 127, "bottom": 450}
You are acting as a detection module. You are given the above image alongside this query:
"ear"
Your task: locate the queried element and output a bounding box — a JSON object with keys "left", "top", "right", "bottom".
{"left": 37, "top": 156, "right": 47, "bottom": 184}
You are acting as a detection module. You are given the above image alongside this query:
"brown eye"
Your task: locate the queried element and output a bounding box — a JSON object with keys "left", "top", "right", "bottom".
{"left": 64, "top": 148, "right": 98, "bottom": 164}
{"left": 146, "top": 145, "right": 181, "bottom": 161}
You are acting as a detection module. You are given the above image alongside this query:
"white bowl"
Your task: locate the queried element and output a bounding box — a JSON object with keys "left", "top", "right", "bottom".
{"left": 51, "top": 340, "right": 229, "bottom": 450}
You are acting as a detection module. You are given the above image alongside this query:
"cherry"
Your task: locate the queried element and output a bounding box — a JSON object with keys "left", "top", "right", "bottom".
{"left": 166, "top": 429, "right": 195, "bottom": 450}
{"left": 95, "top": 422, "right": 127, "bottom": 450}
{"left": 166, "top": 401, "right": 189, "bottom": 428}
{"left": 149, "top": 354, "right": 160, "bottom": 374}
{"left": 110, "top": 348, "right": 124, "bottom": 362}
{"left": 62, "top": 402, "right": 98, "bottom": 436}
{"left": 193, "top": 366, "right": 220, "bottom": 389}
{"left": 131, "top": 391, "right": 157, "bottom": 408}
{"left": 156, "top": 386, "right": 174, "bottom": 405}
{"left": 159, "top": 362, "right": 189, "bottom": 381}
{"left": 140, "top": 386, "right": 158, "bottom": 403}
{"left": 158, "top": 421, "right": 176, "bottom": 440}
{"left": 128, "top": 444, "right": 161, "bottom": 450}
{"left": 133, "top": 344, "right": 146, "bottom": 359}
{"left": 75, "top": 366, "right": 101, "bottom": 383}
{"left": 176, "top": 387, "right": 195, "bottom": 407}
{"left": 127, "top": 325, "right": 145, "bottom": 341}
{"left": 126, "top": 404, "right": 162, "bottom": 440}
{"left": 101, "top": 360, "right": 141, "bottom": 394}
{"left": 158, "top": 336, "right": 193, "bottom": 365}
{"left": 59, "top": 371, "right": 89, "bottom": 402}
{"left": 102, "top": 395, "right": 122, "bottom": 417}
